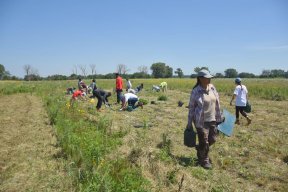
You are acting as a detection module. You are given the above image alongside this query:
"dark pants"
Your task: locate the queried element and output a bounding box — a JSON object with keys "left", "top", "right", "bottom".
{"left": 235, "top": 106, "right": 247, "bottom": 119}
{"left": 95, "top": 94, "right": 103, "bottom": 109}
{"left": 196, "top": 122, "right": 217, "bottom": 165}
{"left": 93, "top": 91, "right": 109, "bottom": 110}
{"left": 128, "top": 98, "right": 138, "bottom": 108}
{"left": 116, "top": 89, "right": 122, "bottom": 103}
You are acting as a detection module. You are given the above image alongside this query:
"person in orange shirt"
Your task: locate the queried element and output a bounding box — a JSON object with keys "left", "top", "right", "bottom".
{"left": 70, "top": 89, "right": 85, "bottom": 106}
{"left": 115, "top": 73, "right": 123, "bottom": 104}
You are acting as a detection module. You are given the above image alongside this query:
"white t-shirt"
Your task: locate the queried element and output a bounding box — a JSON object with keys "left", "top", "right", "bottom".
{"left": 126, "top": 80, "right": 132, "bottom": 89}
{"left": 233, "top": 85, "right": 248, "bottom": 107}
{"left": 124, "top": 93, "right": 138, "bottom": 102}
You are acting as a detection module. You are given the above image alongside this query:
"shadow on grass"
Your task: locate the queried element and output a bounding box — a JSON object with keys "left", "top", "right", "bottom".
{"left": 283, "top": 155, "right": 288, "bottom": 164}
{"left": 174, "top": 156, "right": 198, "bottom": 167}
{"left": 52, "top": 149, "right": 67, "bottom": 159}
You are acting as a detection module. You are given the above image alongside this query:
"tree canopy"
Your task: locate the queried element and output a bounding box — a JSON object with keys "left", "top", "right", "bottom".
{"left": 0, "top": 64, "right": 10, "bottom": 80}
{"left": 194, "top": 67, "right": 209, "bottom": 74}
{"left": 150, "top": 62, "right": 173, "bottom": 78}
{"left": 175, "top": 68, "right": 184, "bottom": 78}
{"left": 224, "top": 68, "right": 238, "bottom": 78}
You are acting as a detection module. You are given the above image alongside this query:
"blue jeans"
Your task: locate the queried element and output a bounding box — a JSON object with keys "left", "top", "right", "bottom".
{"left": 128, "top": 98, "right": 138, "bottom": 109}
{"left": 116, "top": 89, "right": 122, "bottom": 103}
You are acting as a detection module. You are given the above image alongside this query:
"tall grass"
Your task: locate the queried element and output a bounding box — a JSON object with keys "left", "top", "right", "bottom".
{"left": 115, "top": 78, "right": 288, "bottom": 100}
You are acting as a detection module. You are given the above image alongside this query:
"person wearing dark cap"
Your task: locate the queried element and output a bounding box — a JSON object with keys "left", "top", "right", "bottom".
{"left": 115, "top": 73, "right": 123, "bottom": 104}
{"left": 230, "top": 77, "right": 251, "bottom": 125}
{"left": 187, "top": 69, "right": 223, "bottom": 169}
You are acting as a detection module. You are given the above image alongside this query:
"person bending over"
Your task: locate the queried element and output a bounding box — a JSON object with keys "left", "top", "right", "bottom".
{"left": 120, "top": 92, "right": 143, "bottom": 111}
{"left": 92, "top": 89, "right": 112, "bottom": 111}
{"left": 159, "top": 82, "right": 167, "bottom": 92}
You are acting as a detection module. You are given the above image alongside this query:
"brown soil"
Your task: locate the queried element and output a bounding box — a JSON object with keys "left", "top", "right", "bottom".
{"left": 0, "top": 94, "right": 74, "bottom": 192}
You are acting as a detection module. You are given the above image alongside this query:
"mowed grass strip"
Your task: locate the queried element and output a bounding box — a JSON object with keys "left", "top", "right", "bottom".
{"left": 0, "top": 94, "right": 74, "bottom": 192}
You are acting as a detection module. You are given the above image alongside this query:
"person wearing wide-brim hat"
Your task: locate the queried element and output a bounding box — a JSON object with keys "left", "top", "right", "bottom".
{"left": 230, "top": 77, "right": 251, "bottom": 125}
{"left": 187, "top": 69, "right": 223, "bottom": 169}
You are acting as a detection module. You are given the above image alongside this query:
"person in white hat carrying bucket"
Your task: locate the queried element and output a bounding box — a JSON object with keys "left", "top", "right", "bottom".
{"left": 186, "top": 69, "right": 224, "bottom": 169}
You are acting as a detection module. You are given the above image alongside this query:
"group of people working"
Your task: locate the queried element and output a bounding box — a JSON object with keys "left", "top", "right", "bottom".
{"left": 69, "top": 70, "right": 251, "bottom": 170}
{"left": 70, "top": 74, "right": 144, "bottom": 111}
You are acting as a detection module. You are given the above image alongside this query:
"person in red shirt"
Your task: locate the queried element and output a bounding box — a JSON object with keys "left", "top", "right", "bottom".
{"left": 70, "top": 89, "right": 85, "bottom": 106}
{"left": 115, "top": 73, "right": 123, "bottom": 104}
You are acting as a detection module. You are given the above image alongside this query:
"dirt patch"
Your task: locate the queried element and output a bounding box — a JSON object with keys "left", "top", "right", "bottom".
{"left": 0, "top": 94, "right": 74, "bottom": 192}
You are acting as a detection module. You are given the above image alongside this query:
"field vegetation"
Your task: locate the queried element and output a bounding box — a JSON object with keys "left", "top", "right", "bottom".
{"left": 0, "top": 78, "right": 287, "bottom": 191}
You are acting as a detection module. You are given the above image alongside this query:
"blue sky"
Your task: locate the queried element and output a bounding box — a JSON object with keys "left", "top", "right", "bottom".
{"left": 0, "top": 0, "right": 287, "bottom": 77}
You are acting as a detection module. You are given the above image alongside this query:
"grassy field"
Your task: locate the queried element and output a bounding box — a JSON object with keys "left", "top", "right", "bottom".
{"left": 0, "top": 78, "right": 287, "bottom": 191}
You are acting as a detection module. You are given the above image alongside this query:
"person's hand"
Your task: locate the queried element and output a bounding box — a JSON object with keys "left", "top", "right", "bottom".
{"left": 186, "top": 124, "right": 192, "bottom": 130}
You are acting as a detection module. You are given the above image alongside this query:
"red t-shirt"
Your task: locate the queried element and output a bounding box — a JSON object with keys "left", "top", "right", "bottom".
{"left": 72, "top": 90, "right": 82, "bottom": 98}
{"left": 116, "top": 76, "right": 123, "bottom": 90}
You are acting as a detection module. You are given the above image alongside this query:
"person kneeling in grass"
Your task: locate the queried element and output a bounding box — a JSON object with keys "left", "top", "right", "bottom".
{"left": 120, "top": 92, "right": 143, "bottom": 111}
{"left": 91, "top": 89, "right": 112, "bottom": 111}
{"left": 70, "top": 89, "right": 86, "bottom": 106}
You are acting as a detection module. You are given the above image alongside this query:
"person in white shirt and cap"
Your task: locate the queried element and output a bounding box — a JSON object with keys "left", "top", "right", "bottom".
{"left": 120, "top": 92, "right": 143, "bottom": 111}
{"left": 230, "top": 77, "right": 252, "bottom": 125}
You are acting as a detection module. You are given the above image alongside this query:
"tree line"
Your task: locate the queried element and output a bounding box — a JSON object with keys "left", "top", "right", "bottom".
{"left": 0, "top": 63, "right": 287, "bottom": 81}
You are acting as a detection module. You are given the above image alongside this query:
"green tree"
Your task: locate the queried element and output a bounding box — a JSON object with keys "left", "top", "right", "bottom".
{"left": 271, "top": 69, "right": 285, "bottom": 77}
{"left": 0, "top": 64, "right": 5, "bottom": 80}
{"left": 0, "top": 64, "right": 10, "bottom": 80}
{"left": 151, "top": 62, "right": 166, "bottom": 78}
{"left": 131, "top": 72, "right": 151, "bottom": 79}
{"left": 224, "top": 68, "right": 238, "bottom": 78}
{"left": 174, "top": 68, "right": 184, "bottom": 78}
{"left": 194, "top": 66, "right": 209, "bottom": 73}
{"left": 238, "top": 72, "right": 256, "bottom": 78}
{"left": 165, "top": 66, "right": 173, "bottom": 78}
{"left": 260, "top": 70, "right": 271, "bottom": 78}
{"left": 215, "top": 73, "right": 224, "bottom": 78}
{"left": 150, "top": 62, "right": 173, "bottom": 78}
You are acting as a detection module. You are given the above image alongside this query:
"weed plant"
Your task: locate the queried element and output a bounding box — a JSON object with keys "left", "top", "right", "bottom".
{"left": 158, "top": 95, "right": 168, "bottom": 101}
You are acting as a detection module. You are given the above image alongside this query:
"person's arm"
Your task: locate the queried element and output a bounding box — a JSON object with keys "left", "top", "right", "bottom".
{"left": 187, "top": 90, "right": 196, "bottom": 129}
{"left": 212, "top": 85, "right": 222, "bottom": 123}
{"left": 120, "top": 96, "right": 128, "bottom": 110}
{"left": 120, "top": 101, "right": 127, "bottom": 110}
{"left": 246, "top": 87, "right": 249, "bottom": 101}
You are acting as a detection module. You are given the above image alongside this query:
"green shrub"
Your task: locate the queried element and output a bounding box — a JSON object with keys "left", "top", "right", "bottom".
{"left": 138, "top": 98, "right": 148, "bottom": 105}
{"left": 158, "top": 95, "right": 168, "bottom": 101}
